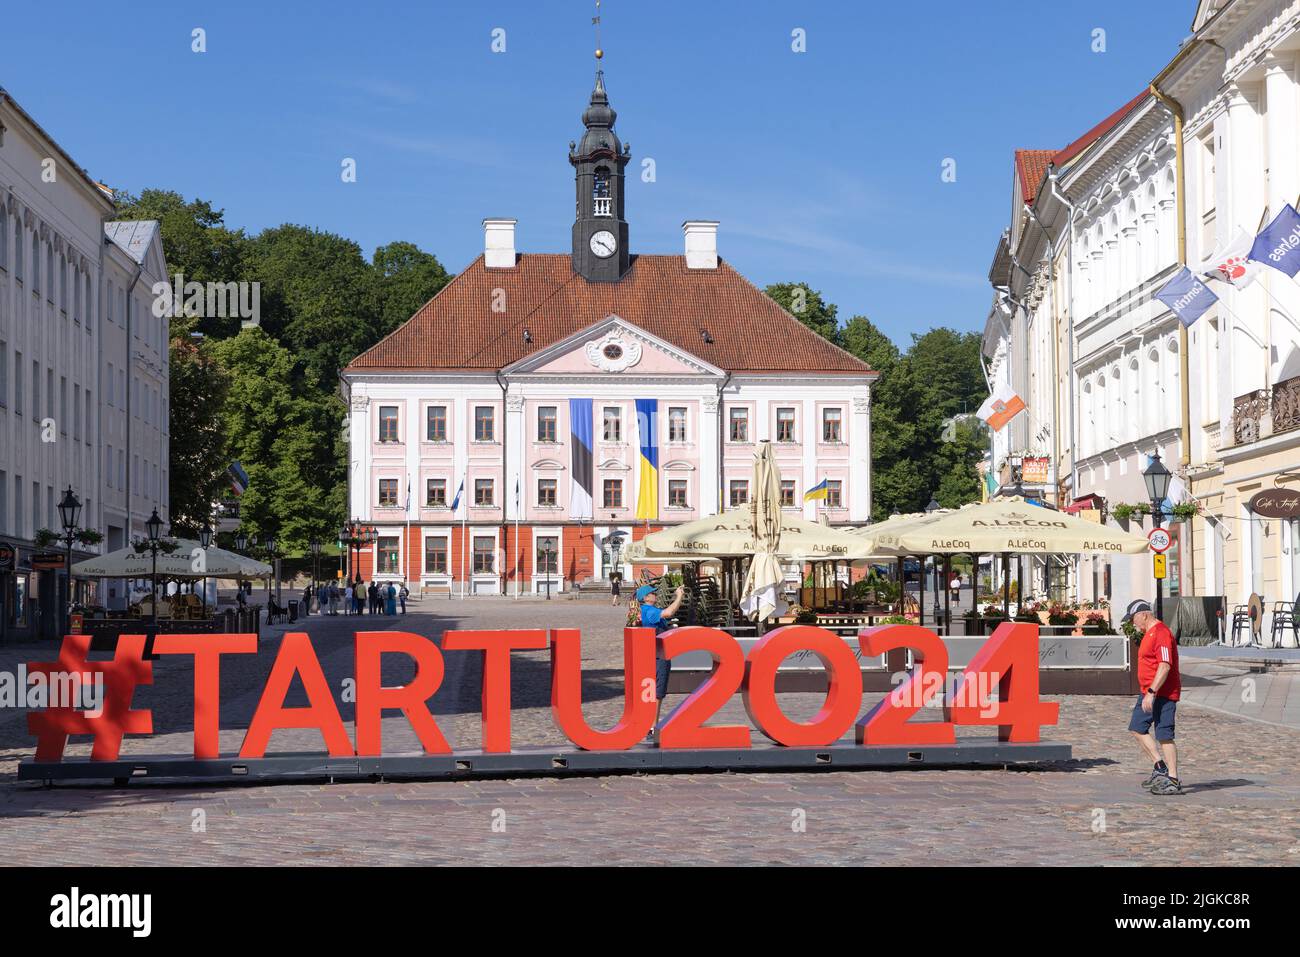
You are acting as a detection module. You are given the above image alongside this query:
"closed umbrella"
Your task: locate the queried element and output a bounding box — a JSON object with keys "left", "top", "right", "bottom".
{"left": 739, "top": 442, "right": 787, "bottom": 621}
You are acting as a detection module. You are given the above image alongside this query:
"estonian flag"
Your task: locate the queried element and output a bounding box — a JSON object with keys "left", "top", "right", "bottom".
{"left": 450, "top": 477, "right": 465, "bottom": 514}
{"left": 804, "top": 479, "right": 828, "bottom": 502}
{"left": 569, "top": 398, "right": 594, "bottom": 520}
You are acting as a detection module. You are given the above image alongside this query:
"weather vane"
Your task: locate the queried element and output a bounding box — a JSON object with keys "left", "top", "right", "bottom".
{"left": 593, "top": 0, "right": 603, "bottom": 60}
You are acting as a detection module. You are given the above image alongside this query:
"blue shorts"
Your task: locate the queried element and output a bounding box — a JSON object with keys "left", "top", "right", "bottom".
{"left": 1128, "top": 694, "right": 1177, "bottom": 741}
{"left": 655, "top": 655, "right": 672, "bottom": 700}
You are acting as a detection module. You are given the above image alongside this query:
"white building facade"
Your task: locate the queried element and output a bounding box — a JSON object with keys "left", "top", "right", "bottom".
{"left": 0, "top": 88, "right": 168, "bottom": 639}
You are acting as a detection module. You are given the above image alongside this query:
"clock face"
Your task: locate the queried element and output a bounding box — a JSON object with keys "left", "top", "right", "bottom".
{"left": 590, "top": 230, "right": 617, "bottom": 258}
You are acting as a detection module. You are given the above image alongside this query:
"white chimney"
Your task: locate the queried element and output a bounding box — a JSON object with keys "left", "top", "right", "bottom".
{"left": 483, "top": 218, "right": 517, "bottom": 268}
{"left": 683, "top": 220, "right": 719, "bottom": 269}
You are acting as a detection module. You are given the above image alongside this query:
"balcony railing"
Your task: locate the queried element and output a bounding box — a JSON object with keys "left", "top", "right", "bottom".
{"left": 593, "top": 196, "right": 612, "bottom": 217}
{"left": 1274, "top": 375, "right": 1300, "bottom": 435}
{"left": 1229, "top": 377, "right": 1300, "bottom": 446}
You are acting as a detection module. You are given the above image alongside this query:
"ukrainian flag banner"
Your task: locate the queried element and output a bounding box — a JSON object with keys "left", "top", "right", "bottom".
{"left": 804, "top": 479, "right": 828, "bottom": 502}
{"left": 635, "top": 398, "right": 659, "bottom": 520}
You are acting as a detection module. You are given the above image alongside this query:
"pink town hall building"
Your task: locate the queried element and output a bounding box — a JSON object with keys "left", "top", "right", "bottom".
{"left": 340, "top": 72, "right": 876, "bottom": 595}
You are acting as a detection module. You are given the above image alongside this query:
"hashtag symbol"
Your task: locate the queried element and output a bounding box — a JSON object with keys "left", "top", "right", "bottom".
{"left": 27, "top": 634, "right": 153, "bottom": 761}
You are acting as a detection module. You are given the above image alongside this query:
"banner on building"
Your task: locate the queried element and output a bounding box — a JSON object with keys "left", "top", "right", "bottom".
{"left": 977, "top": 381, "right": 1025, "bottom": 432}
{"left": 1154, "top": 267, "right": 1218, "bottom": 327}
{"left": 1249, "top": 203, "right": 1300, "bottom": 277}
{"left": 635, "top": 398, "right": 658, "bottom": 520}
{"left": 1198, "top": 228, "right": 1262, "bottom": 288}
{"left": 1021, "top": 456, "right": 1050, "bottom": 485}
{"left": 570, "top": 398, "right": 594, "bottom": 520}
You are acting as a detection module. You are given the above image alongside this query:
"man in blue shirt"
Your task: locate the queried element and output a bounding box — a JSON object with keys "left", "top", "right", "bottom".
{"left": 636, "top": 583, "right": 685, "bottom": 732}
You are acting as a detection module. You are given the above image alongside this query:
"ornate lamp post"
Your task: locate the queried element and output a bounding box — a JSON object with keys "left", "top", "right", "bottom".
{"left": 310, "top": 537, "right": 322, "bottom": 613}
{"left": 199, "top": 524, "right": 213, "bottom": 618}
{"left": 57, "top": 487, "right": 82, "bottom": 639}
{"left": 265, "top": 535, "right": 278, "bottom": 606}
{"left": 544, "top": 541, "right": 555, "bottom": 601}
{"left": 1142, "top": 452, "right": 1173, "bottom": 621}
{"left": 141, "top": 508, "right": 165, "bottom": 660}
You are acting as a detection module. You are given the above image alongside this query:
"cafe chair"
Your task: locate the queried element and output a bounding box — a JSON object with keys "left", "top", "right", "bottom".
{"left": 1271, "top": 595, "right": 1299, "bottom": 648}
{"left": 1230, "top": 602, "right": 1254, "bottom": 647}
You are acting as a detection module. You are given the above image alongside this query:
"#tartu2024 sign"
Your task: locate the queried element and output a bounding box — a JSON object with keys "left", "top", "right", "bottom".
{"left": 27, "top": 622, "right": 1059, "bottom": 762}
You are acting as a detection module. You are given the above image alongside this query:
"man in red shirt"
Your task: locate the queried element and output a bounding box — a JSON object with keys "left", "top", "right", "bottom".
{"left": 1123, "top": 599, "right": 1183, "bottom": 795}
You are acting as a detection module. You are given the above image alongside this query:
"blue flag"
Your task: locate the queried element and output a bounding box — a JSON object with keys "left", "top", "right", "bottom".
{"left": 1154, "top": 266, "right": 1218, "bottom": 327}
{"left": 1249, "top": 203, "right": 1300, "bottom": 277}
{"left": 450, "top": 477, "right": 465, "bottom": 513}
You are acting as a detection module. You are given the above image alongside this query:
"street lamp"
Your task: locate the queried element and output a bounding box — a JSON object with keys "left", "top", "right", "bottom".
{"left": 310, "top": 538, "right": 322, "bottom": 614}
{"left": 544, "top": 541, "right": 555, "bottom": 600}
{"left": 264, "top": 535, "right": 278, "bottom": 607}
{"left": 198, "top": 524, "right": 212, "bottom": 618}
{"left": 235, "top": 529, "right": 248, "bottom": 553}
{"left": 58, "top": 486, "right": 82, "bottom": 639}
{"left": 1142, "top": 452, "right": 1173, "bottom": 621}
{"left": 144, "top": 508, "right": 163, "bottom": 659}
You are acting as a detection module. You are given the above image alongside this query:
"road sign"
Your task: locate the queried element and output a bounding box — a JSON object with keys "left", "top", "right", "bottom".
{"left": 1147, "top": 527, "right": 1172, "bottom": 553}
{"left": 1153, "top": 553, "right": 1167, "bottom": 579}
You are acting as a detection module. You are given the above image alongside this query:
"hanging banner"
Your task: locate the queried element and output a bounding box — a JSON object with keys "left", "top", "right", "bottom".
{"left": 569, "top": 398, "right": 594, "bottom": 519}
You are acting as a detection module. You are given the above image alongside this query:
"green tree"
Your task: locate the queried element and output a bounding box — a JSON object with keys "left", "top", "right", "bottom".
{"left": 763, "top": 282, "right": 840, "bottom": 343}
{"left": 373, "top": 241, "right": 452, "bottom": 338}
{"left": 167, "top": 337, "right": 232, "bottom": 533}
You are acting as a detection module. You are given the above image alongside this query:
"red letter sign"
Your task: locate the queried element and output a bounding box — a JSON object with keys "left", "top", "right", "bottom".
{"left": 945, "top": 622, "right": 1059, "bottom": 742}
{"left": 442, "top": 629, "right": 548, "bottom": 753}
{"left": 154, "top": 633, "right": 258, "bottom": 758}
{"left": 551, "top": 627, "right": 656, "bottom": 750}
{"left": 743, "top": 625, "right": 862, "bottom": 746}
{"left": 856, "top": 624, "right": 955, "bottom": 745}
{"left": 241, "top": 632, "right": 352, "bottom": 757}
{"left": 658, "top": 626, "right": 750, "bottom": 749}
{"left": 354, "top": 631, "right": 451, "bottom": 756}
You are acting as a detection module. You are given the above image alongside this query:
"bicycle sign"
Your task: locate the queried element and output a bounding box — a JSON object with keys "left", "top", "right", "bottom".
{"left": 1147, "top": 527, "right": 1172, "bottom": 553}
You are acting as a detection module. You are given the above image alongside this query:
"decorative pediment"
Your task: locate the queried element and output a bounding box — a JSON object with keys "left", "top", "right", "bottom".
{"left": 663, "top": 459, "right": 695, "bottom": 471}
{"left": 599, "top": 458, "right": 631, "bottom": 471}
{"left": 532, "top": 458, "right": 566, "bottom": 470}
{"left": 503, "top": 315, "right": 724, "bottom": 378}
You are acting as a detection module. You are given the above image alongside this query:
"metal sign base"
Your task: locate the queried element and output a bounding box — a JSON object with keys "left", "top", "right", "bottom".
{"left": 18, "top": 740, "right": 1071, "bottom": 787}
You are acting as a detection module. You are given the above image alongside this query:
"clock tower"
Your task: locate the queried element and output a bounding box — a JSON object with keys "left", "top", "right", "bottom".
{"left": 569, "top": 70, "right": 630, "bottom": 282}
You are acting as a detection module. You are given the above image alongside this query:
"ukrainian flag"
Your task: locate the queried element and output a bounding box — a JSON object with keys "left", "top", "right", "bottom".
{"left": 804, "top": 479, "right": 828, "bottom": 502}
{"left": 635, "top": 398, "right": 659, "bottom": 519}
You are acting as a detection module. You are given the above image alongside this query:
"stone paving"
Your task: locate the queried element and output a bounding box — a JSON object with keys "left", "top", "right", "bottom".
{"left": 0, "top": 599, "right": 1297, "bottom": 866}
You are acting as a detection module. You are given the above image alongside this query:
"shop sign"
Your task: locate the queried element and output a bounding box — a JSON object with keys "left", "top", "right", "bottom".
{"left": 1248, "top": 488, "right": 1300, "bottom": 519}
{"left": 0, "top": 542, "right": 14, "bottom": 571}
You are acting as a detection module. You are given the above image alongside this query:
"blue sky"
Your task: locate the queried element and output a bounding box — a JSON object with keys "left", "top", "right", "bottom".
{"left": 5, "top": 1, "right": 1193, "bottom": 345}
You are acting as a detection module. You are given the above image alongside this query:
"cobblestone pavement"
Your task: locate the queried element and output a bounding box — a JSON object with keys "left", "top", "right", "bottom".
{"left": 1, "top": 599, "right": 1297, "bottom": 866}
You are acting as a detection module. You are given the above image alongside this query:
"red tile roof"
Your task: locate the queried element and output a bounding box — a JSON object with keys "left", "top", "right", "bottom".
{"left": 1053, "top": 91, "right": 1149, "bottom": 169}
{"left": 345, "top": 254, "right": 875, "bottom": 375}
{"left": 1015, "top": 150, "right": 1055, "bottom": 206}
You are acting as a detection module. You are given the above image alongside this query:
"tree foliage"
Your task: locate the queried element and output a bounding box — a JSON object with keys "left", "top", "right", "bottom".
{"left": 132, "top": 191, "right": 450, "bottom": 552}
{"left": 763, "top": 292, "right": 989, "bottom": 521}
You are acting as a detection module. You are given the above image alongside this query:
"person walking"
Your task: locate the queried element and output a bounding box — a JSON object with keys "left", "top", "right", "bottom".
{"left": 399, "top": 583, "right": 409, "bottom": 614}
{"left": 1123, "top": 599, "right": 1183, "bottom": 795}
{"left": 610, "top": 571, "right": 623, "bottom": 606}
{"left": 636, "top": 583, "right": 686, "bottom": 735}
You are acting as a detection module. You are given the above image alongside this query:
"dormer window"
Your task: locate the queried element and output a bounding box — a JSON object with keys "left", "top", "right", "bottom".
{"left": 593, "top": 168, "right": 612, "bottom": 217}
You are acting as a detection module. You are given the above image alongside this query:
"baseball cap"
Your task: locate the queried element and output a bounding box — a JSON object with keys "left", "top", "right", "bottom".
{"left": 1121, "top": 599, "right": 1153, "bottom": 623}
{"left": 635, "top": 585, "right": 655, "bottom": 602}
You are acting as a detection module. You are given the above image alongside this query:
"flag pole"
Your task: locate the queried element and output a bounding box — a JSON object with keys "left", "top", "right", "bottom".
{"left": 460, "top": 473, "right": 467, "bottom": 600}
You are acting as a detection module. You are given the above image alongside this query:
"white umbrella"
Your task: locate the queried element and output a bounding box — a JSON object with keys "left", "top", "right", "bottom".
{"left": 739, "top": 442, "right": 788, "bottom": 621}
{"left": 888, "top": 498, "right": 1150, "bottom": 555}
{"left": 72, "top": 539, "right": 272, "bottom": 579}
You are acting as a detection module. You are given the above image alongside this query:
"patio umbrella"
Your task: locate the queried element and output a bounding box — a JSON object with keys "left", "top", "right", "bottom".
{"left": 889, "top": 498, "right": 1149, "bottom": 555}
{"left": 853, "top": 510, "right": 949, "bottom": 555}
{"left": 739, "top": 442, "right": 786, "bottom": 621}
{"left": 72, "top": 539, "right": 272, "bottom": 579}
{"left": 627, "top": 508, "right": 876, "bottom": 561}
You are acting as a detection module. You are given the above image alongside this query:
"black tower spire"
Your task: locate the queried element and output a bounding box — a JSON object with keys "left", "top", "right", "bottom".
{"left": 569, "top": 69, "right": 631, "bottom": 282}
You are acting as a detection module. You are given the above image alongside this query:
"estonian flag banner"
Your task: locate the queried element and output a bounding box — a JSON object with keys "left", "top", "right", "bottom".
{"left": 450, "top": 477, "right": 465, "bottom": 514}
{"left": 1154, "top": 266, "right": 1218, "bottom": 327}
{"left": 1249, "top": 203, "right": 1300, "bottom": 277}
{"left": 570, "top": 398, "right": 594, "bottom": 520}
{"left": 635, "top": 399, "right": 658, "bottom": 520}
